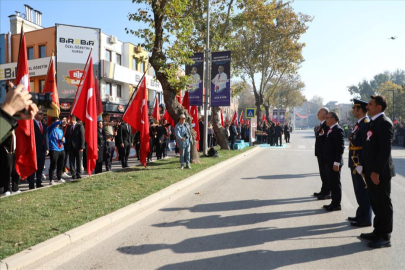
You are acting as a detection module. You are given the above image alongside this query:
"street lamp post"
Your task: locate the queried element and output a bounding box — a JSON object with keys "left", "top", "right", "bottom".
{"left": 203, "top": 0, "right": 210, "bottom": 156}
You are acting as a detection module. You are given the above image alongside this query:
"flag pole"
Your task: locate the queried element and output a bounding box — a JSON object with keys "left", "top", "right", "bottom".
{"left": 14, "top": 21, "right": 24, "bottom": 86}
{"left": 123, "top": 64, "right": 150, "bottom": 116}
{"left": 42, "top": 50, "right": 55, "bottom": 94}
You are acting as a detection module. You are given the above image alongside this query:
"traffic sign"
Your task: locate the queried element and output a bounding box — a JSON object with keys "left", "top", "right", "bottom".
{"left": 245, "top": 108, "right": 256, "bottom": 118}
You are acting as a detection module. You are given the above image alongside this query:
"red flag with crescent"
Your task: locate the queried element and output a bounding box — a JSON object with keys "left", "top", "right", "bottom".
{"left": 71, "top": 57, "right": 98, "bottom": 176}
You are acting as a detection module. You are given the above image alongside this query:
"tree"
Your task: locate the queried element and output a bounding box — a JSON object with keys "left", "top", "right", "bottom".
{"left": 376, "top": 81, "right": 402, "bottom": 119}
{"left": 127, "top": 0, "right": 236, "bottom": 158}
{"left": 237, "top": 83, "right": 256, "bottom": 113}
{"left": 231, "top": 0, "right": 312, "bottom": 125}
{"left": 310, "top": 95, "right": 324, "bottom": 108}
{"left": 263, "top": 75, "right": 306, "bottom": 121}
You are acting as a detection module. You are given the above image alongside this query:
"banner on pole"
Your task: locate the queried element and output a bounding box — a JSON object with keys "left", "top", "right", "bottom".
{"left": 210, "top": 51, "right": 231, "bottom": 107}
{"left": 279, "top": 109, "right": 285, "bottom": 124}
{"left": 272, "top": 109, "right": 278, "bottom": 123}
{"left": 186, "top": 53, "right": 204, "bottom": 106}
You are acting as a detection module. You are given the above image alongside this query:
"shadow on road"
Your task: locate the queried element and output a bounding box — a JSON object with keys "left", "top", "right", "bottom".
{"left": 117, "top": 222, "right": 365, "bottom": 266}
{"left": 156, "top": 242, "right": 368, "bottom": 270}
{"left": 160, "top": 197, "right": 316, "bottom": 213}
{"left": 242, "top": 173, "right": 319, "bottom": 180}
{"left": 153, "top": 208, "right": 328, "bottom": 229}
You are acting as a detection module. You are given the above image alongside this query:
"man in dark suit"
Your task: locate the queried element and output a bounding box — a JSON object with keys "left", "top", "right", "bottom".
{"left": 229, "top": 121, "right": 238, "bottom": 150}
{"left": 27, "top": 110, "right": 49, "bottom": 189}
{"left": 359, "top": 95, "right": 395, "bottom": 249}
{"left": 284, "top": 123, "right": 291, "bottom": 143}
{"left": 274, "top": 123, "right": 283, "bottom": 146}
{"left": 95, "top": 121, "right": 105, "bottom": 174}
{"left": 314, "top": 107, "right": 330, "bottom": 199}
{"left": 66, "top": 115, "right": 85, "bottom": 179}
{"left": 347, "top": 99, "right": 372, "bottom": 227}
{"left": 199, "top": 117, "right": 204, "bottom": 152}
{"left": 119, "top": 120, "right": 132, "bottom": 168}
{"left": 322, "top": 111, "right": 345, "bottom": 211}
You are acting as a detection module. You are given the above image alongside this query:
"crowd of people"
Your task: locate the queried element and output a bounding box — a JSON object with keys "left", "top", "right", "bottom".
{"left": 313, "top": 95, "right": 395, "bottom": 249}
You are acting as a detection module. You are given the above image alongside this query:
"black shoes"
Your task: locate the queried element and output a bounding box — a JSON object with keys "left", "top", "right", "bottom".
{"left": 323, "top": 204, "right": 341, "bottom": 211}
{"left": 317, "top": 194, "right": 331, "bottom": 200}
{"left": 347, "top": 217, "right": 357, "bottom": 222}
{"left": 367, "top": 238, "right": 391, "bottom": 248}
{"left": 360, "top": 232, "right": 378, "bottom": 241}
{"left": 313, "top": 191, "right": 322, "bottom": 197}
{"left": 350, "top": 221, "right": 371, "bottom": 227}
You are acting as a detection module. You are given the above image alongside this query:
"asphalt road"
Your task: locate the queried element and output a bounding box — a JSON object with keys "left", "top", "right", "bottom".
{"left": 24, "top": 130, "right": 405, "bottom": 270}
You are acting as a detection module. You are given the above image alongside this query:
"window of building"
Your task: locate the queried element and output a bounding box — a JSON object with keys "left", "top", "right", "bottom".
{"left": 132, "top": 57, "right": 136, "bottom": 70}
{"left": 30, "top": 81, "right": 35, "bottom": 92}
{"left": 116, "top": 53, "right": 121, "bottom": 65}
{"left": 140, "top": 61, "right": 144, "bottom": 73}
{"left": 39, "top": 80, "right": 45, "bottom": 93}
{"left": 39, "top": 45, "right": 46, "bottom": 58}
{"left": 105, "top": 82, "right": 111, "bottom": 96}
{"left": 27, "top": 47, "right": 34, "bottom": 60}
{"left": 116, "top": 85, "right": 122, "bottom": 98}
{"left": 105, "top": 50, "right": 112, "bottom": 61}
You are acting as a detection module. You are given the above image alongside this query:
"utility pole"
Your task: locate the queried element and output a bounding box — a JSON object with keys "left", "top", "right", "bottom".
{"left": 203, "top": 0, "right": 210, "bottom": 156}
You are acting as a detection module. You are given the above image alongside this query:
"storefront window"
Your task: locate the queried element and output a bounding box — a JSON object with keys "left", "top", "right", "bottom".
{"left": 39, "top": 80, "right": 45, "bottom": 93}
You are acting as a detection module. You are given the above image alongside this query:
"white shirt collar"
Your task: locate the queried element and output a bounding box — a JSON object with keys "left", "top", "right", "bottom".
{"left": 357, "top": 116, "right": 367, "bottom": 124}
{"left": 371, "top": 112, "right": 384, "bottom": 121}
{"left": 320, "top": 120, "right": 325, "bottom": 124}
{"left": 329, "top": 123, "right": 338, "bottom": 129}
{"left": 35, "top": 119, "right": 42, "bottom": 126}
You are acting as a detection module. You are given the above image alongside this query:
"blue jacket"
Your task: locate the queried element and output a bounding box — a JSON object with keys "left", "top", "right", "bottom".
{"left": 48, "top": 121, "right": 64, "bottom": 151}
{"left": 174, "top": 122, "right": 191, "bottom": 149}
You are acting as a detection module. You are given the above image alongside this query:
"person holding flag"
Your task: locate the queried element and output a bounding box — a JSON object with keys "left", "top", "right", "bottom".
{"left": 71, "top": 57, "right": 98, "bottom": 176}
{"left": 47, "top": 117, "right": 66, "bottom": 184}
{"left": 123, "top": 77, "right": 150, "bottom": 167}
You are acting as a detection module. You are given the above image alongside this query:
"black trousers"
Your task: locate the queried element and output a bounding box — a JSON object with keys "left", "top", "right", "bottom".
{"left": 0, "top": 150, "right": 19, "bottom": 192}
{"left": 365, "top": 172, "right": 393, "bottom": 239}
{"left": 104, "top": 142, "right": 115, "bottom": 171}
{"left": 135, "top": 143, "right": 140, "bottom": 160}
{"left": 49, "top": 150, "right": 65, "bottom": 181}
{"left": 275, "top": 135, "right": 282, "bottom": 146}
{"left": 269, "top": 135, "right": 274, "bottom": 146}
{"left": 119, "top": 145, "right": 130, "bottom": 167}
{"left": 95, "top": 160, "right": 103, "bottom": 174}
{"left": 325, "top": 164, "right": 342, "bottom": 207}
{"left": 27, "top": 151, "right": 46, "bottom": 189}
{"left": 63, "top": 148, "right": 69, "bottom": 172}
{"left": 161, "top": 142, "right": 167, "bottom": 157}
{"left": 350, "top": 170, "right": 372, "bottom": 224}
{"left": 229, "top": 136, "right": 236, "bottom": 150}
{"left": 156, "top": 142, "right": 163, "bottom": 159}
{"left": 285, "top": 132, "right": 290, "bottom": 142}
{"left": 69, "top": 148, "right": 83, "bottom": 178}
{"left": 317, "top": 157, "right": 330, "bottom": 195}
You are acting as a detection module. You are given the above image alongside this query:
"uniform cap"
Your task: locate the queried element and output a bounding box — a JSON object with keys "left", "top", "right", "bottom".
{"left": 352, "top": 99, "right": 368, "bottom": 109}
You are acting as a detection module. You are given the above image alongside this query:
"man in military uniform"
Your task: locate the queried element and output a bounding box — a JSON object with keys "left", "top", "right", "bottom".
{"left": 359, "top": 95, "right": 395, "bottom": 248}
{"left": 347, "top": 99, "right": 372, "bottom": 227}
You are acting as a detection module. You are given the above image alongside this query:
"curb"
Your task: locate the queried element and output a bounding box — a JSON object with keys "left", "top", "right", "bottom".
{"left": 0, "top": 146, "right": 261, "bottom": 270}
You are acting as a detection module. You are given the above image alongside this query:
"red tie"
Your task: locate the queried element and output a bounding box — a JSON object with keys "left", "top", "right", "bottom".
{"left": 218, "top": 74, "right": 221, "bottom": 79}
{"left": 39, "top": 122, "right": 43, "bottom": 134}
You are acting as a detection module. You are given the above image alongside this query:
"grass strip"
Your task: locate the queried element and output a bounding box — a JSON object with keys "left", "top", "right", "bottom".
{"left": 0, "top": 147, "right": 253, "bottom": 260}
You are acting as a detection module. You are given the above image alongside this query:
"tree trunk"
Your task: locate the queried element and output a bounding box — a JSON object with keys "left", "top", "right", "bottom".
{"left": 264, "top": 104, "right": 270, "bottom": 123}
{"left": 211, "top": 106, "right": 229, "bottom": 149}
{"left": 256, "top": 102, "right": 262, "bottom": 126}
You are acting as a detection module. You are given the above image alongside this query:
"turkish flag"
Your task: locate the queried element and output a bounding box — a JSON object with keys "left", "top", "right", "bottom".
{"left": 164, "top": 110, "right": 174, "bottom": 127}
{"left": 221, "top": 109, "right": 224, "bottom": 127}
{"left": 14, "top": 27, "right": 37, "bottom": 180}
{"left": 123, "top": 77, "right": 150, "bottom": 167}
{"left": 43, "top": 56, "right": 60, "bottom": 126}
{"left": 190, "top": 106, "right": 200, "bottom": 151}
{"left": 152, "top": 96, "right": 160, "bottom": 122}
{"left": 262, "top": 114, "right": 267, "bottom": 123}
{"left": 182, "top": 91, "right": 190, "bottom": 113}
{"left": 239, "top": 110, "right": 244, "bottom": 125}
{"left": 231, "top": 111, "right": 237, "bottom": 124}
{"left": 71, "top": 57, "right": 98, "bottom": 176}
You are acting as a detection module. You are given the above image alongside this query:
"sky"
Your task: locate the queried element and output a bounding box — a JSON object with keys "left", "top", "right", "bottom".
{"left": 1, "top": 0, "right": 405, "bottom": 104}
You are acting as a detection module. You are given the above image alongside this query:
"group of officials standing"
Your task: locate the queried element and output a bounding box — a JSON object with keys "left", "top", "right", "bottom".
{"left": 314, "top": 95, "right": 395, "bottom": 249}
